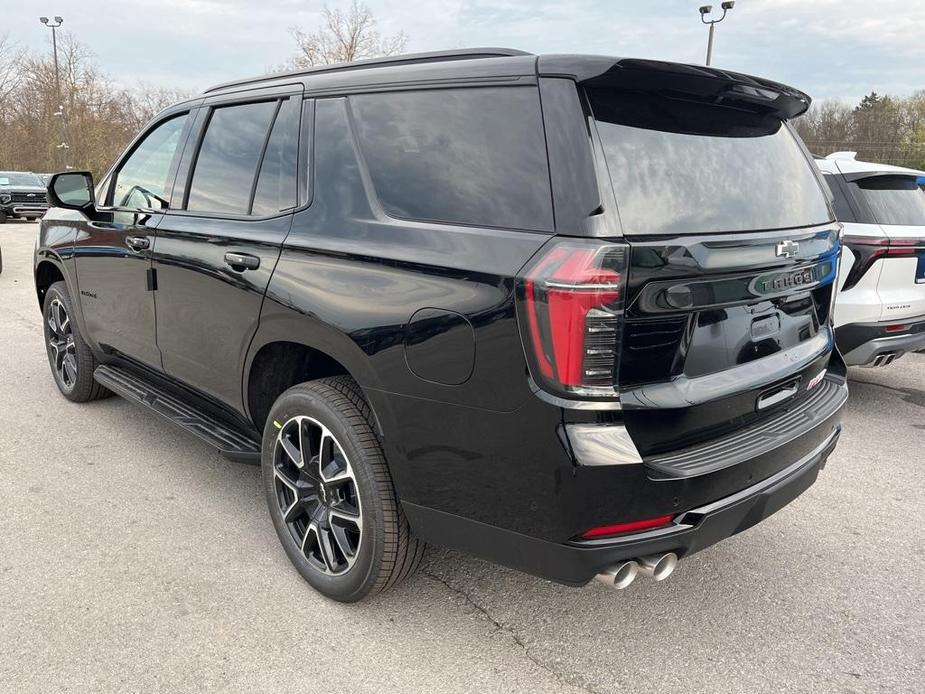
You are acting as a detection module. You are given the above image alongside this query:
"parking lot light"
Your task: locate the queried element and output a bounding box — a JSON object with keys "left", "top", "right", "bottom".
{"left": 699, "top": 1, "right": 735, "bottom": 66}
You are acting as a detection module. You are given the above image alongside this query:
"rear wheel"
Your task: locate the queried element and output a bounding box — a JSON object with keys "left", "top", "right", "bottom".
{"left": 262, "top": 376, "right": 424, "bottom": 602}
{"left": 42, "top": 281, "right": 110, "bottom": 402}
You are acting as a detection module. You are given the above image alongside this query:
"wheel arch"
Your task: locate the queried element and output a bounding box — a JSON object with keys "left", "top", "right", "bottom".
{"left": 244, "top": 325, "right": 387, "bottom": 437}
{"left": 34, "top": 257, "right": 66, "bottom": 309}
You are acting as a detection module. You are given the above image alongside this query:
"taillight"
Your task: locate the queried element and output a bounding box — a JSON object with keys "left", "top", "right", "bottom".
{"left": 841, "top": 235, "right": 925, "bottom": 291}
{"left": 518, "top": 239, "right": 628, "bottom": 399}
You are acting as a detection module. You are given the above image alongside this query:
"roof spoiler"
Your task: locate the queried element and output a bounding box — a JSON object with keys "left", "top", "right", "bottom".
{"left": 538, "top": 55, "right": 811, "bottom": 120}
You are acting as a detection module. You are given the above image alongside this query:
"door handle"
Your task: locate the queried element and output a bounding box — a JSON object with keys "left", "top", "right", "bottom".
{"left": 224, "top": 252, "right": 260, "bottom": 271}
{"left": 125, "top": 235, "right": 150, "bottom": 252}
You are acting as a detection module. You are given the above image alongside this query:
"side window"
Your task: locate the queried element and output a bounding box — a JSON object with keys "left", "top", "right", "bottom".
{"left": 111, "top": 113, "right": 188, "bottom": 209}
{"left": 349, "top": 87, "right": 553, "bottom": 231}
{"left": 251, "top": 97, "right": 301, "bottom": 216}
{"left": 822, "top": 174, "right": 856, "bottom": 223}
{"left": 186, "top": 100, "right": 278, "bottom": 215}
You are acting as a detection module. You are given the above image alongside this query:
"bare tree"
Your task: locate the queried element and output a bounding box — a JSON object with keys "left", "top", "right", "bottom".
{"left": 288, "top": 0, "right": 408, "bottom": 68}
{"left": 0, "top": 32, "right": 23, "bottom": 106}
{"left": 127, "top": 83, "right": 196, "bottom": 130}
{"left": 795, "top": 92, "right": 925, "bottom": 169}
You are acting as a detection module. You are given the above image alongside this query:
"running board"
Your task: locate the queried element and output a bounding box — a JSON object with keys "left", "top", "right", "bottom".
{"left": 93, "top": 364, "right": 261, "bottom": 464}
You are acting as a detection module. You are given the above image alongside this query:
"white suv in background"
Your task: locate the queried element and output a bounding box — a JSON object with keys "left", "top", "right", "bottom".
{"left": 817, "top": 152, "right": 925, "bottom": 366}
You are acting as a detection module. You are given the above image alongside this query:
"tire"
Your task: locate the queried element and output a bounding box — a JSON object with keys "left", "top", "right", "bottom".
{"left": 42, "top": 281, "right": 110, "bottom": 402}
{"left": 262, "top": 376, "right": 424, "bottom": 602}
{"left": 0, "top": 212, "right": 6, "bottom": 224}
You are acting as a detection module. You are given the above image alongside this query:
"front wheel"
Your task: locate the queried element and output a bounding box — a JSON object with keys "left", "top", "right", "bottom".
{"left": 262, "top": 376, "right": 424, "bottom": 602}
{"left": 42, "top": 281, "right": 110, "bottom": 402}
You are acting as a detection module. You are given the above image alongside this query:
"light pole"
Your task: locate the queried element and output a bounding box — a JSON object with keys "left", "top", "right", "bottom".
{"left": 699, "top": 2, "right": 734, "bottom": 66}
{"left": 39, "top": 16, "right": 66, "bottom": 169}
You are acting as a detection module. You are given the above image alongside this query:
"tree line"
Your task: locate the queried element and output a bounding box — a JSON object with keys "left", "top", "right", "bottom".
{"left": 795, "top": 91, "right": 925, "bottom": 170}
{"left": 0, "top": 2, "right": 405, "bottom": 179}
{"left": 0, "top": 31, "right": 191, "bottom": 178}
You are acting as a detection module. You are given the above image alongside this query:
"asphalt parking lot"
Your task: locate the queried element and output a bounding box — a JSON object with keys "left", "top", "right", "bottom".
{"left": 1, "top": 219, "right": 922, "bottom": 693}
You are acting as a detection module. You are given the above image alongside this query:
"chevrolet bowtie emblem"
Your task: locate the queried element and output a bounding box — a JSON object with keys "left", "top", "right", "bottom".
{"left": 775, "top": 240, "right": 799, "bottom": 258}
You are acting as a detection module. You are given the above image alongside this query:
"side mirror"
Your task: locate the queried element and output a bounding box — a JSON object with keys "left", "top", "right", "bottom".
{"left": 47, "top": 171, "right": 96, "bottom": 211}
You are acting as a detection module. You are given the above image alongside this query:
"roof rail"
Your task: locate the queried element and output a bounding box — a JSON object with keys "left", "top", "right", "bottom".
{"left": 203, "top": 47, "right": 532, "bottom": 94}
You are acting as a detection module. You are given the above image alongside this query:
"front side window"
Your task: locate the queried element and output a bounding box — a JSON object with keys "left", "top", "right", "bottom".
{"left": 187, "top": 101, "right": 278, "bottom": 215}
{"left": 589, "top": 88, "right": 833, "bottom": 235}
{"left": 112, "top": 114, "right": 189, "bottom": 209}
{"left": 851, "top": 175, "right": 925, "bottom": 226}
{"left": 349, "top": 87, "right": 553, "bottom": 231}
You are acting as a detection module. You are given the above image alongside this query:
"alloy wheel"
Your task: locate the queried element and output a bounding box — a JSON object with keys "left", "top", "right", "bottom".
{"left": 46, "top": 297, "right": 77, "bottom": 389}
{"left": 273, "top": 416, "right": 363, "bottom": 576}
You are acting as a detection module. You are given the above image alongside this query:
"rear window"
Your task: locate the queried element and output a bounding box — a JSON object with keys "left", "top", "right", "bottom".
{"left": 851, "top": 175, "right": 925, "bottom": 226}
{"left": 589, "top": 89, "right": 832, "bottom": 235}
{"left": 349, "top": 87, "right": 553, "bottom": 231}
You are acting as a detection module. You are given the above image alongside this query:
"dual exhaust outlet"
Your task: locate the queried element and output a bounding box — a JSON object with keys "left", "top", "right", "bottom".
{"left": 595, "top": 552, "right": 678, "bottom": 590}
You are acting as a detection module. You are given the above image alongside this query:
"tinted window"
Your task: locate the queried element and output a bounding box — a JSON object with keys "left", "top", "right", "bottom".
{"left": 851, "top": 175, "right": 925, "bottom": 226}
{"left": 589, "top": 89, "right": 832, "bottom": 235}
{"left": 112, "top": 114, "right": 188, "bottom": 209}
{"left": 349, "top": 87, "right": 553, "bottom": 231}
{"left": 252, "top": 97, "right": 301, "bottom": 216}
{"left": 187, "top": 101, "right": 277, "bottom": 214}
{"left": 822, "top": 174, "right": 856, "bottom": 222}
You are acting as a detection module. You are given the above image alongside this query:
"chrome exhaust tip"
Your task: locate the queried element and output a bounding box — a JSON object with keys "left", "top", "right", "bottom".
{"left": 636, "top": 552, "right": 678, "bottom": 581}
{"left": 594, "top": 560, "right": 639, "bottom": 590}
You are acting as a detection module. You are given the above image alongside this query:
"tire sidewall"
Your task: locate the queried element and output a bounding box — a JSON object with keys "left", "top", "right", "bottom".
{"left": 261, "top": 386, "right": 387, "bottom": 602}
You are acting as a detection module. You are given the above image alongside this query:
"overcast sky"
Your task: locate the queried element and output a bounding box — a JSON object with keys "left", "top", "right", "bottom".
{"left": 7, "top": 0, "right": 923, "bottom": 103}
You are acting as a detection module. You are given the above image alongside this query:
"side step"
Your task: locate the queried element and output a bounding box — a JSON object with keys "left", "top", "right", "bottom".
{"left": 93, "top": 364, "right": 262, "bottom": 464}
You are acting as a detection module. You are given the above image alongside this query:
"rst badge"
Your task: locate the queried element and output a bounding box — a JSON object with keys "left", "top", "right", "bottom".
{"left": 806, "top": 369, "right": 827, "bottom": 391}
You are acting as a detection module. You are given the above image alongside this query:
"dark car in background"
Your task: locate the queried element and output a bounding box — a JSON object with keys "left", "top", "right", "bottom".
{"left": 34, "top": 49, "right": 847, "bottom": 602}
{"left": 0, "top": 171, "right": 50, "bottom": 222}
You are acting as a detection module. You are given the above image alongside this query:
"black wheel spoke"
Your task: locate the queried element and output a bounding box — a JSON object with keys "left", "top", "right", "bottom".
{"left": 317, "top": 527, "right": 339, "bottom": 572}
{"left": 329, "top": 519, "right": 359, "bottom": 560}
{"left": 280, "top": 435, "right": 303, "bottom": 468}
{"left": 63, "top": 354, "right": 77, "bottom": 384}
{"left": 329, "top": 500, "right": 360, "bottom": 521}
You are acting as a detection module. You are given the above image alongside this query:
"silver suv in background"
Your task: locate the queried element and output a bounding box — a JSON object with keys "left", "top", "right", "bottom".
{"left": 817, "top": 152, "right": 925, "bottom": 366}
{"left": 0, "top": 171, "right": 50, "bottom": 223}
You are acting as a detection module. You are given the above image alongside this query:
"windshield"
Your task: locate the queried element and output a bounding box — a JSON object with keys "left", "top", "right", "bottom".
{"left": 851, "top": 175, "right": 925, "bottom": 226}
{"left": 588, "top": 88, "right": 833, "bottom": 235}
{"left": 0, "top": 172, "right": 45, "bottom": 187}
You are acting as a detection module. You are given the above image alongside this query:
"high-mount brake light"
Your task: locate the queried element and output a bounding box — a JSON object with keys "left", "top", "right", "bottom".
{"left": 519, "top": 239, "right": 629, "bottom": 399}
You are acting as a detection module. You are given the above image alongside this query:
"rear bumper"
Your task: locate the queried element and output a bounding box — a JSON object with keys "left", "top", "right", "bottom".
{"left": 837, "top": 315, "right": 925, "bottom": 366}
{"left": 404, "top": 425, "right": 840, "bottom": 586}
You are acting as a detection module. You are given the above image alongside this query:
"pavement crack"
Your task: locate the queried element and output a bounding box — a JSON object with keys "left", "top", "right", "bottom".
{"left": 421, "top": 569, "right": 604, "bottom": 694}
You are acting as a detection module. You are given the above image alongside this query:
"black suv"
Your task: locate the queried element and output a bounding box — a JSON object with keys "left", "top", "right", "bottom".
{"left": 1, "top": 171, "right": 50, "bottom": 222}
{"left": 35, "top": 49, "right": 847, "bottom": 601}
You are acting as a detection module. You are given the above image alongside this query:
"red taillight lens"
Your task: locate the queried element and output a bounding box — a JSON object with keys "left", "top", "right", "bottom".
{"left": 519, "top": 239, "right": 628, "bottom": 398}
{"left": 580, "top": 514, "right": 676, "bottom": 540}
